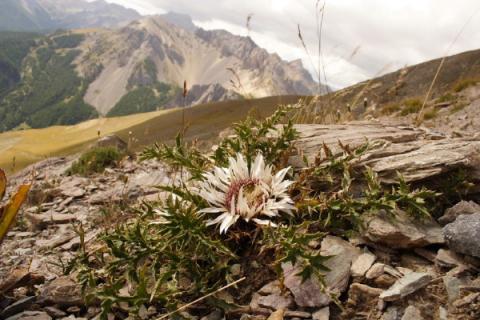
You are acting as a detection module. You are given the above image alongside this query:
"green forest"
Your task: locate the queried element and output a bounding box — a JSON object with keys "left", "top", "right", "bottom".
{"left": 107, "top": 82, "right": 179, "bottom": 117}
{"left": 0, "top": 32, "right": 40, "bottom": 98}
{"left": 0, "top": 33, "right": 98, "bottom": 131}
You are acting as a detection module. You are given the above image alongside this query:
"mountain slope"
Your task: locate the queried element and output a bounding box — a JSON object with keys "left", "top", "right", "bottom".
{"left": 0, "top": 15, "right": 320, "bottom": 131}
{"left": 79, "top": 16, "right": 320, "bottom": 115}
{"left": 0, "top": 0, "right": 55, "bottom": 32}
{"left": 0, "top": 95, "right": 303, "bottom": 173}
{"left": 326, "top": 48, "right": 480, "bottom": 112}
{"left": 0, "top": 33, "right": 98, "bottom": 131}
{"left": 36, "top": 0, "right": 141, "bottom": 29}
{"left": 0, "top": 32, "right": 41, "bottom": 98}
{"left": 0, "top": 0, "right": 141, "bottom": 32}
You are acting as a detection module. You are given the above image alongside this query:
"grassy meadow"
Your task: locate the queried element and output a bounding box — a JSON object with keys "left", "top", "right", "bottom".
{"left": 0, "top": 95, "right": 304, "bottom": 173}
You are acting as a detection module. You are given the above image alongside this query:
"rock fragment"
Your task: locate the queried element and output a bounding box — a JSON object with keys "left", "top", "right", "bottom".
{"left": 401, "top": 306, "right": 423, "bottom": 320}
{"left": 312, "top": 307, "right": 329, "bottom": 320}
{"left": 439, "top": 200, "right": 480, "bottom": 225}
{"left": 379, "top": 272, "right": 432, "bottom": 302}
{"left": 39, "top": 276, "right": 83, "bottom": 307}
{"left": 366, "top": 263, "right": 385, "bottom": 279}
{"left": 351, "top": 251, "right": 376, "bottom": 277}
{"left": 365, "top": 210, "right": 444, "bottom": 249}
{"left": 443, "top": 213, "right": 480, "bottom": 258}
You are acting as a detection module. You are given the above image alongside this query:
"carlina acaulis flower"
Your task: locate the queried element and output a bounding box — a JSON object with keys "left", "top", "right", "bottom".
{"left": 196, "top": 153, "right": 296, "bottom": 233}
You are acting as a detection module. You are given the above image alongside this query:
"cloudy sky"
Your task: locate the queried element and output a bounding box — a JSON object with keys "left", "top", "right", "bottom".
{"left": 102, "top": 0, "right": 480, "bottom": 89}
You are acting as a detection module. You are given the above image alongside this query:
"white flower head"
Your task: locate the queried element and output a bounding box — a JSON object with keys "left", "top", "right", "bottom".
{"left": 196, "top": 153, "right": 296, "bottom": 233}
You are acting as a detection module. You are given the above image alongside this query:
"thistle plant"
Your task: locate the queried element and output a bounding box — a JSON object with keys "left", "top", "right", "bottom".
{"left": 196, "top": 153, "right": 295, "bottom": 233}
{"left": 71, "top": 104, "right": 440, "bottom": 319}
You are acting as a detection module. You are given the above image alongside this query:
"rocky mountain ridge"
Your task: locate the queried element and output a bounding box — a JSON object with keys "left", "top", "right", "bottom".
{"left": 0, "top": 14, "right": 320, "bottom": 131}
{"left": 79, "top": 15, "right": 321, "bottom": 115}
{"left": 0, "top": 0, "right": 141, "bottom": 31}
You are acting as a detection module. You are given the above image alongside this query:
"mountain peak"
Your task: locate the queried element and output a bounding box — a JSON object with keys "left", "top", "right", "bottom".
{"left": 160, "top": 12, "right": 197, "bottom": 32}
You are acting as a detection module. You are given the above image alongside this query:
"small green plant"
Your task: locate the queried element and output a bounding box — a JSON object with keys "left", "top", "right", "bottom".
{"left": 423, "top": 109, "right": 438, "bottom": 120}
{"left": 449, "top": 102, "right": 468, "bottom": 114}
{"left": 294, "top": 142, "right": 438, "bottom": 232}
{"left": 437, "top": 93, "right": 456, "bottom": 104}
{"left": 400, "top": 98, "right": 422, "bottom": 116}
{"left": 381, "top": 102, "right": 401, "bottom": 115}
{"left": 453, "top": 78, "right": 478, "bottom": 93}
{"left": 68, "top": 147, "right": 124, "bottom": 176}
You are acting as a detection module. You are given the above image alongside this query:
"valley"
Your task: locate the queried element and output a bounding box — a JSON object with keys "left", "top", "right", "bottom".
{"left": 0, "top": 95, "right": 303, "bottom": 173}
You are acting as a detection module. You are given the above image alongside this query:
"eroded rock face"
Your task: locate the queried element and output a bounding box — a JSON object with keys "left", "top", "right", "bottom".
{"left": 364, "top": 210, "right": 444, "bottom": 249}
{"left": 444, "top": 213, "right": 480, "bottom": 258}
{"left": 292, "top": 123, "right": 480, "bottom": 185}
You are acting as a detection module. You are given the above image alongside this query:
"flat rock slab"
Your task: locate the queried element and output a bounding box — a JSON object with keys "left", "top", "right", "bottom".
{"left": 351, "top": 251, "right": 376, "bottom": 277}
{"left": 39, "top": 276, "right": 83, "bottom": 307}
{"left": 292, "top": 123, "right": 480, "bottom": 184}
{"left": 379, "top": 272, "right": 432, "bottom": 301}
{"left": 27, "top": 213, "right": 77, "bottom": 230}
{"left": 5, "top": 311, "right": 52, "bottom": 320}
{"left": 320, "top": 236, "right": 361, "bottom": 293}
{"left": 365, "top": 210, "right": 444, "bottom": 249}
{"left": 282, "top": 261, "right": 330, "bottom": 308}
{"left": 281, "top": 236, "right": 361, "bottom": 308}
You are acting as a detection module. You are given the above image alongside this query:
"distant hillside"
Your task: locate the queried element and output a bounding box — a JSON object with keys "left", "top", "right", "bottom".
{"left": 0, "top": 95, "right": 303, "bottom": 173}
{"left": 0, "top": 15, "right": 320, "bottom": 132}
{"left": 78, "top": 16, "right": 321, "bottom": 116}
{"left": 0, "top": 0, "right": 54, "bottom": 32}
{"left": 0, "top": 0, "right": 140, "bottom": 32}
{"left": 0, "top": 32, "right": 98, "bottom": 131}
{"left": 326, "top": 48, "right": 480, "bottom": 113}
{"left": 0, "top": 32, "right": 41, "bottom": 98}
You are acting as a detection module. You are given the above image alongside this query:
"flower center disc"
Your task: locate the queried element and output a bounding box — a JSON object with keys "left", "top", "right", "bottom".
{"left": 225, "top": 178, "right": 262, "bottom": 214}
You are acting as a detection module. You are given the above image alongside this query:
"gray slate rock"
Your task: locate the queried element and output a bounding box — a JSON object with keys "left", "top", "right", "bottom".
{"left": 444, "top": 213, "right": 480, "bottom": 258}
{"left": 365, "top": 210, "right": 444, "bottom": 249}
{"left": 443, "top": 275, "right": 469, "bottom": 303}
{"left": 379, "top": 272, "right": 432, "bottom": 302}
{"left": 282, "top": 262, "right": 330, "bottom": 308}
{"left": 401, "top": 306, "right": 423, "bottom": 320}
{"left": 0, "top": 296, "right": 36, "bottom": 319}
{"left": 6, "top": 311, "right": 52, "bottom": 320}
{"left": 39, "top": 276, "right": 83, "bottom": 307}
{"left": 439, "top": 200, "right": 480, "bottom": 225}
{"left": 351, "top": 251, "right": 376, "bottom": 277}
{"left": 281, "top": 236, "right": 360, "bottom": 308}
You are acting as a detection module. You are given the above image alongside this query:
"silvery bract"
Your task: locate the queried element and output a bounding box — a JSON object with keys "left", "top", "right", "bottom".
{"left": 197, "top": 153, "right": 296, "bottom": 233}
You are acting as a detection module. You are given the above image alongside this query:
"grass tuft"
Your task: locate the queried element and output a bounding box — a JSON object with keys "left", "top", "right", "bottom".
{"left": 400, "top": 98, "right": 422, "bottom": 116}
{"left": 453, "top": 78, "right": 478, "bottom": 93}
{"left": 67, "top": 147, "right": 124, "bottom": 176}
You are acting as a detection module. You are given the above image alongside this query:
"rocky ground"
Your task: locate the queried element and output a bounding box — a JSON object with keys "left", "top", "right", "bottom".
{"left": 1, "top": 124, "right": 480, "bottom": 320}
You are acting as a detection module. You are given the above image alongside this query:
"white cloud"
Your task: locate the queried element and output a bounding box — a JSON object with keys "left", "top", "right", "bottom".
{"left": 102, "top": 0, "right": 480, "bottom": 88}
